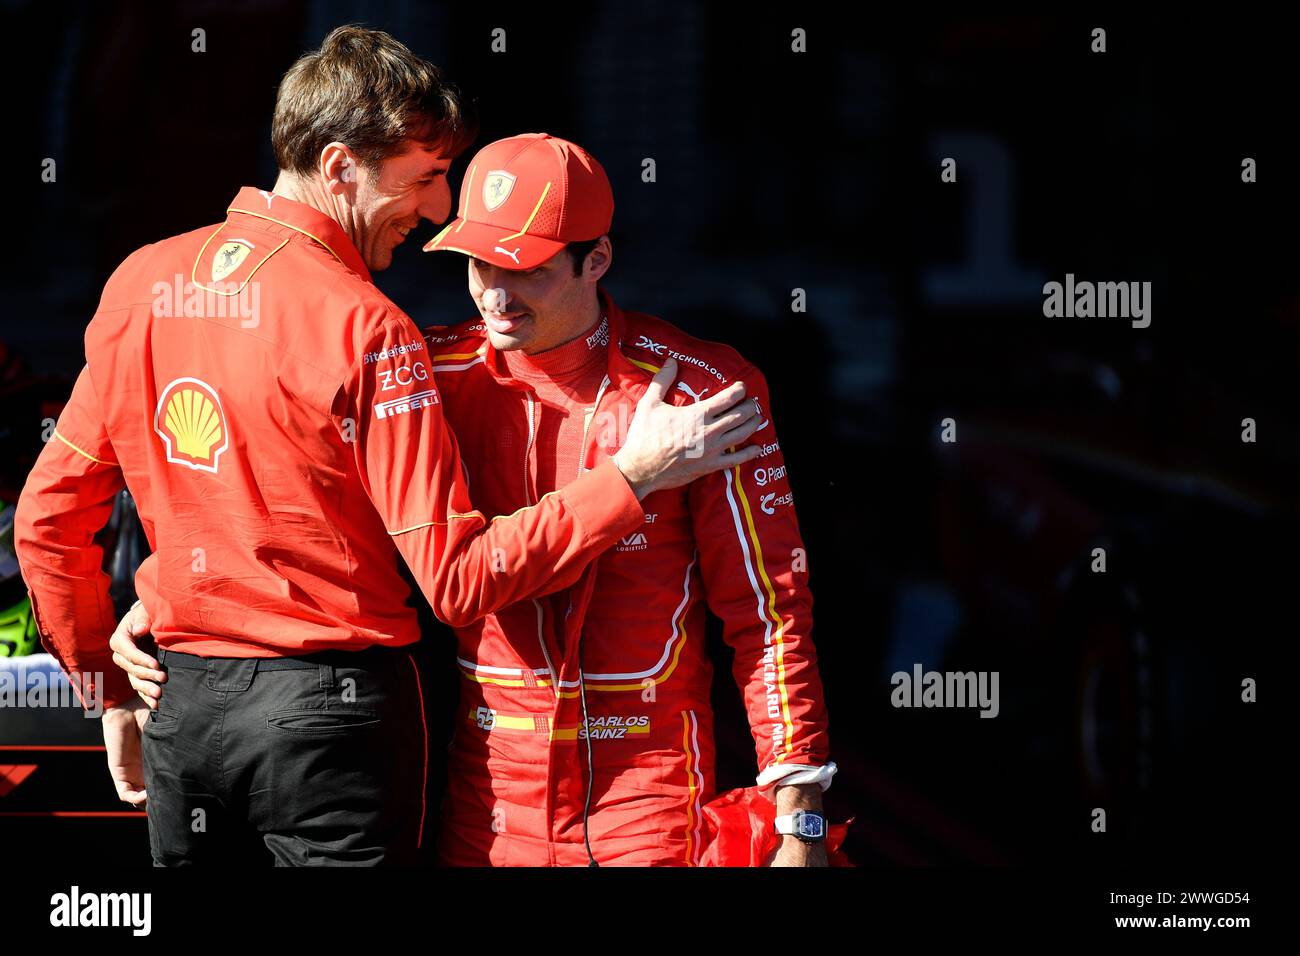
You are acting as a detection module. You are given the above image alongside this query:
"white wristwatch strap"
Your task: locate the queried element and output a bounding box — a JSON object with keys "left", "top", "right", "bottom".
{"left": 774, "top": 811, "right": 825, "bottom": 839}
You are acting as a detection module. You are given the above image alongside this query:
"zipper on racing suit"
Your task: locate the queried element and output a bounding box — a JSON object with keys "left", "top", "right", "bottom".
{"left": 529, "top": 373, "right": 614, "bottom": 866}
{"left": 522, "top": 390, "right": 562, "bottom": 698}
{"left": 518, "top": 356, "right": 617, "bottom": 865}
{"left": 573, "top": 374, "right": 611, "bottom": 866}
{"left": 520, "top": 389, "right": 561, "bottom": 866}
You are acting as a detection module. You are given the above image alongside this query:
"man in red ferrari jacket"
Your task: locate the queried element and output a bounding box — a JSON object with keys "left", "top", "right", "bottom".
{"left": 16, "top": 31, "right": 762, "bottom": 866}
{"left": 114, "top": 132, "right": 835, "bottom": 866}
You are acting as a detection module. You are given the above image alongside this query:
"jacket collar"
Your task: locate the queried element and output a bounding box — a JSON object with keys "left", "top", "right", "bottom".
{"left": 480, "top": 286, "right": 655, "bottom": 400}
{"left": 601, "top": 289, "right": 658, "bottom": 401}
{"left": 227, "top": 187, "right": 371, "bottom": 283}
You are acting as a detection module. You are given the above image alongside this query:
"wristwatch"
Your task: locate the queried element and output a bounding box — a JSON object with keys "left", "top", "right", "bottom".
{"left": 774, "top": 810, "right": 826, "bottom": 844}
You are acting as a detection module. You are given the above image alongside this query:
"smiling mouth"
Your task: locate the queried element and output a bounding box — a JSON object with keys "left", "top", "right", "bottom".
{"left": 484, "top": 311, "right": 530, "bottom": 331}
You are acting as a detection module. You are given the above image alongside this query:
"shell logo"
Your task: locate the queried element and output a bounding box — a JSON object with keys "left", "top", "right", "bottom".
{"left": 154, "top": 378, "right": 229, "bottom": 473}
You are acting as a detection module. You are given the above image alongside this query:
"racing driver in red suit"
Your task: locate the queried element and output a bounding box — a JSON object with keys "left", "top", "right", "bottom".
{"left": 112, "top": 133, "right": 835, "bottom": 866}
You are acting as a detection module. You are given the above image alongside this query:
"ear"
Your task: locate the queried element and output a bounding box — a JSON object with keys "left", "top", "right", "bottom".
{"left": 320, "top": 142, "right": 359, "bottom": 195}
{"left": 585, "top": 235, "right": 613, "bottom": 281}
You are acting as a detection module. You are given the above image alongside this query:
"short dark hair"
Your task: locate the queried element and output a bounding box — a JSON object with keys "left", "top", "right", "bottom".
{"left": 272, "top": 25, "right": 475, "bottom": 175}
{"left": 565, "top": 237, "right": 602, "bottom": 277}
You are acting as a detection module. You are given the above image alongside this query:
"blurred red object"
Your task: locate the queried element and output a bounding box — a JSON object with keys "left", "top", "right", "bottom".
{"left": 698, "top": 786, "right": 853, "bottom": 866}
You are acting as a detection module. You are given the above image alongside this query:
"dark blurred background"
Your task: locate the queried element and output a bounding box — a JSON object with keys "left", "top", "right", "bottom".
{"left": 1, "top": 3, "right": 1289, "bottom": 866}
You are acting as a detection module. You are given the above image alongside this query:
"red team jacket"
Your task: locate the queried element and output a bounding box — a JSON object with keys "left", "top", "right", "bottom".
{"left": 13, "top": 188, "right": 644, "bottom": 710}
{"left": 430, "top": 289, "right": 831, "bottom": 866}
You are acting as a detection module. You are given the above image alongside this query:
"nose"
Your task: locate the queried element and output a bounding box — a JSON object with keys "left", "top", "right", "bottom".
{"left": 476, "top": 264, "right": 515, "bottom": 298}
{"left": 417, "top": 181, "right": 453, "bottom": 225}
{"left": 482, "top": 286, "right": 511, "bottom": 313}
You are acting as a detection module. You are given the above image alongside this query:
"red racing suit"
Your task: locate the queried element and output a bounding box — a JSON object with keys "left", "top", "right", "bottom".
{"left": 14, "top": 188, "right": 644, "bottom": 711}
{"left": 429, "top": 289, "right": 832, "bottom": 866}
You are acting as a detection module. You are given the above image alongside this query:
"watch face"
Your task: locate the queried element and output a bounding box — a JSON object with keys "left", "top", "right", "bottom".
{"left": 796, "top": 813, "right": 825, "bottom": 840}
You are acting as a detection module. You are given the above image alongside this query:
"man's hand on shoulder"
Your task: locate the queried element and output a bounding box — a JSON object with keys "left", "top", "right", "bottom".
{"left": 613, "top": 358, "right": 763, "bottom": 500}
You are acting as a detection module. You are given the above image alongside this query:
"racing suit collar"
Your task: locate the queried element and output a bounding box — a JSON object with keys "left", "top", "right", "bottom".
{"left": 227, "top": 187, "right": 371, "bottom": 283}
{"left": 601, "top": 288, "right": 668, "bottom": 403}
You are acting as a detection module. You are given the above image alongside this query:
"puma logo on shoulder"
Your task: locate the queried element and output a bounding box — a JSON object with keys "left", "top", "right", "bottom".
{"left": 676, "top": 381, "right": 709, "bottom": 404}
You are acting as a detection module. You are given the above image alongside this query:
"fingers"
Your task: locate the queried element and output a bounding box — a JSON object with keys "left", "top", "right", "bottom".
{"left": 109, "top": 631, "right": 164, "bottom": 680}
{"left": 125, "top": 600, "right": 152, "bottom": 637}
{"left": 698, "top": 399, "right": 761, "bottom": 452}
{"left": 128, "top": 673, "right": 163, "bottom": 706}
{"left": 117, "top": 785, "right": 148, "bottom": 808}
{"left": 110, "top": 647, "right": 165, "bottom": 684}
{"left": 713, "top": 445, "right": 764, "bottom": 470}
{"left": 713, "top": 415, "right": 763, "bottom": 451}
{"left": 639, "top": 357, "right": 678, "bottom": 407}
{"left": 110, "top": 647, "right": 160, "bottom": 681}
{"left": 697, "top": 379, "right": 747, "bottom": 416}
{"left": 704, "top": 398, "right": 758, "bottom": 435}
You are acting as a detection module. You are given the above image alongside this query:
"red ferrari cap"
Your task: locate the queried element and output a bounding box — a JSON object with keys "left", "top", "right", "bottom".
{"left": 423, "top": 132, "right": 614, "bottom": 270}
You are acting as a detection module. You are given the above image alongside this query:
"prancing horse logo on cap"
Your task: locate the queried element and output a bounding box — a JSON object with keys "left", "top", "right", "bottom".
{"left": 482, "top": 170, "right": 516, "bottom": 211}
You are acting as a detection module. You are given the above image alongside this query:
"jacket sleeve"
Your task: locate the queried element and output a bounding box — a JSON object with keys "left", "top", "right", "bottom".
{"left": 687, "top": 363, "right": 834, "bottom": 789}
{"left": 343, "top": 312, "right": 644, "bottom": 628}
{"left": 14, "top": 366, "right": 136, "bottom": 711}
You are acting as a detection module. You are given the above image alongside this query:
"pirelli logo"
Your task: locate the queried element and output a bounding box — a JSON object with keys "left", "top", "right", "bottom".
{"left": 374, "top": 388, "right": 440, "bottom": 419}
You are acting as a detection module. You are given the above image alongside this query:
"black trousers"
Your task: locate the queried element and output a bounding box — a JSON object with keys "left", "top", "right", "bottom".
{"left": 142, "top": 644, "right": 426, "bottom": 866}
